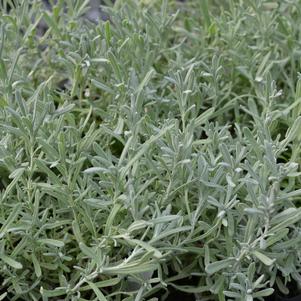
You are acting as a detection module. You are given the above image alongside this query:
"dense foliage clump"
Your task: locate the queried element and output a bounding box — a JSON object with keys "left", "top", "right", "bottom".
{"left": 0, "top": 1, "right": 301, "bottom": 300}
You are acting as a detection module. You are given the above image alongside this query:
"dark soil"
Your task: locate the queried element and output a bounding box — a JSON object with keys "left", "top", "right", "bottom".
{"left": 266, "top": 280, "right": 301, "bottom": 301}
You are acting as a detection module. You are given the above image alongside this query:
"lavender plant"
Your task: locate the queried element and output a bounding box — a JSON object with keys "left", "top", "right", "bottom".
{"left": 0, "top": 1, "right": 301, "bottom": 300}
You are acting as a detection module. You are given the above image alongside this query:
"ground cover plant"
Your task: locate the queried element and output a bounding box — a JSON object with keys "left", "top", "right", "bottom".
{"left": 1, "top": 0, "right": 301, "bottom": 300}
